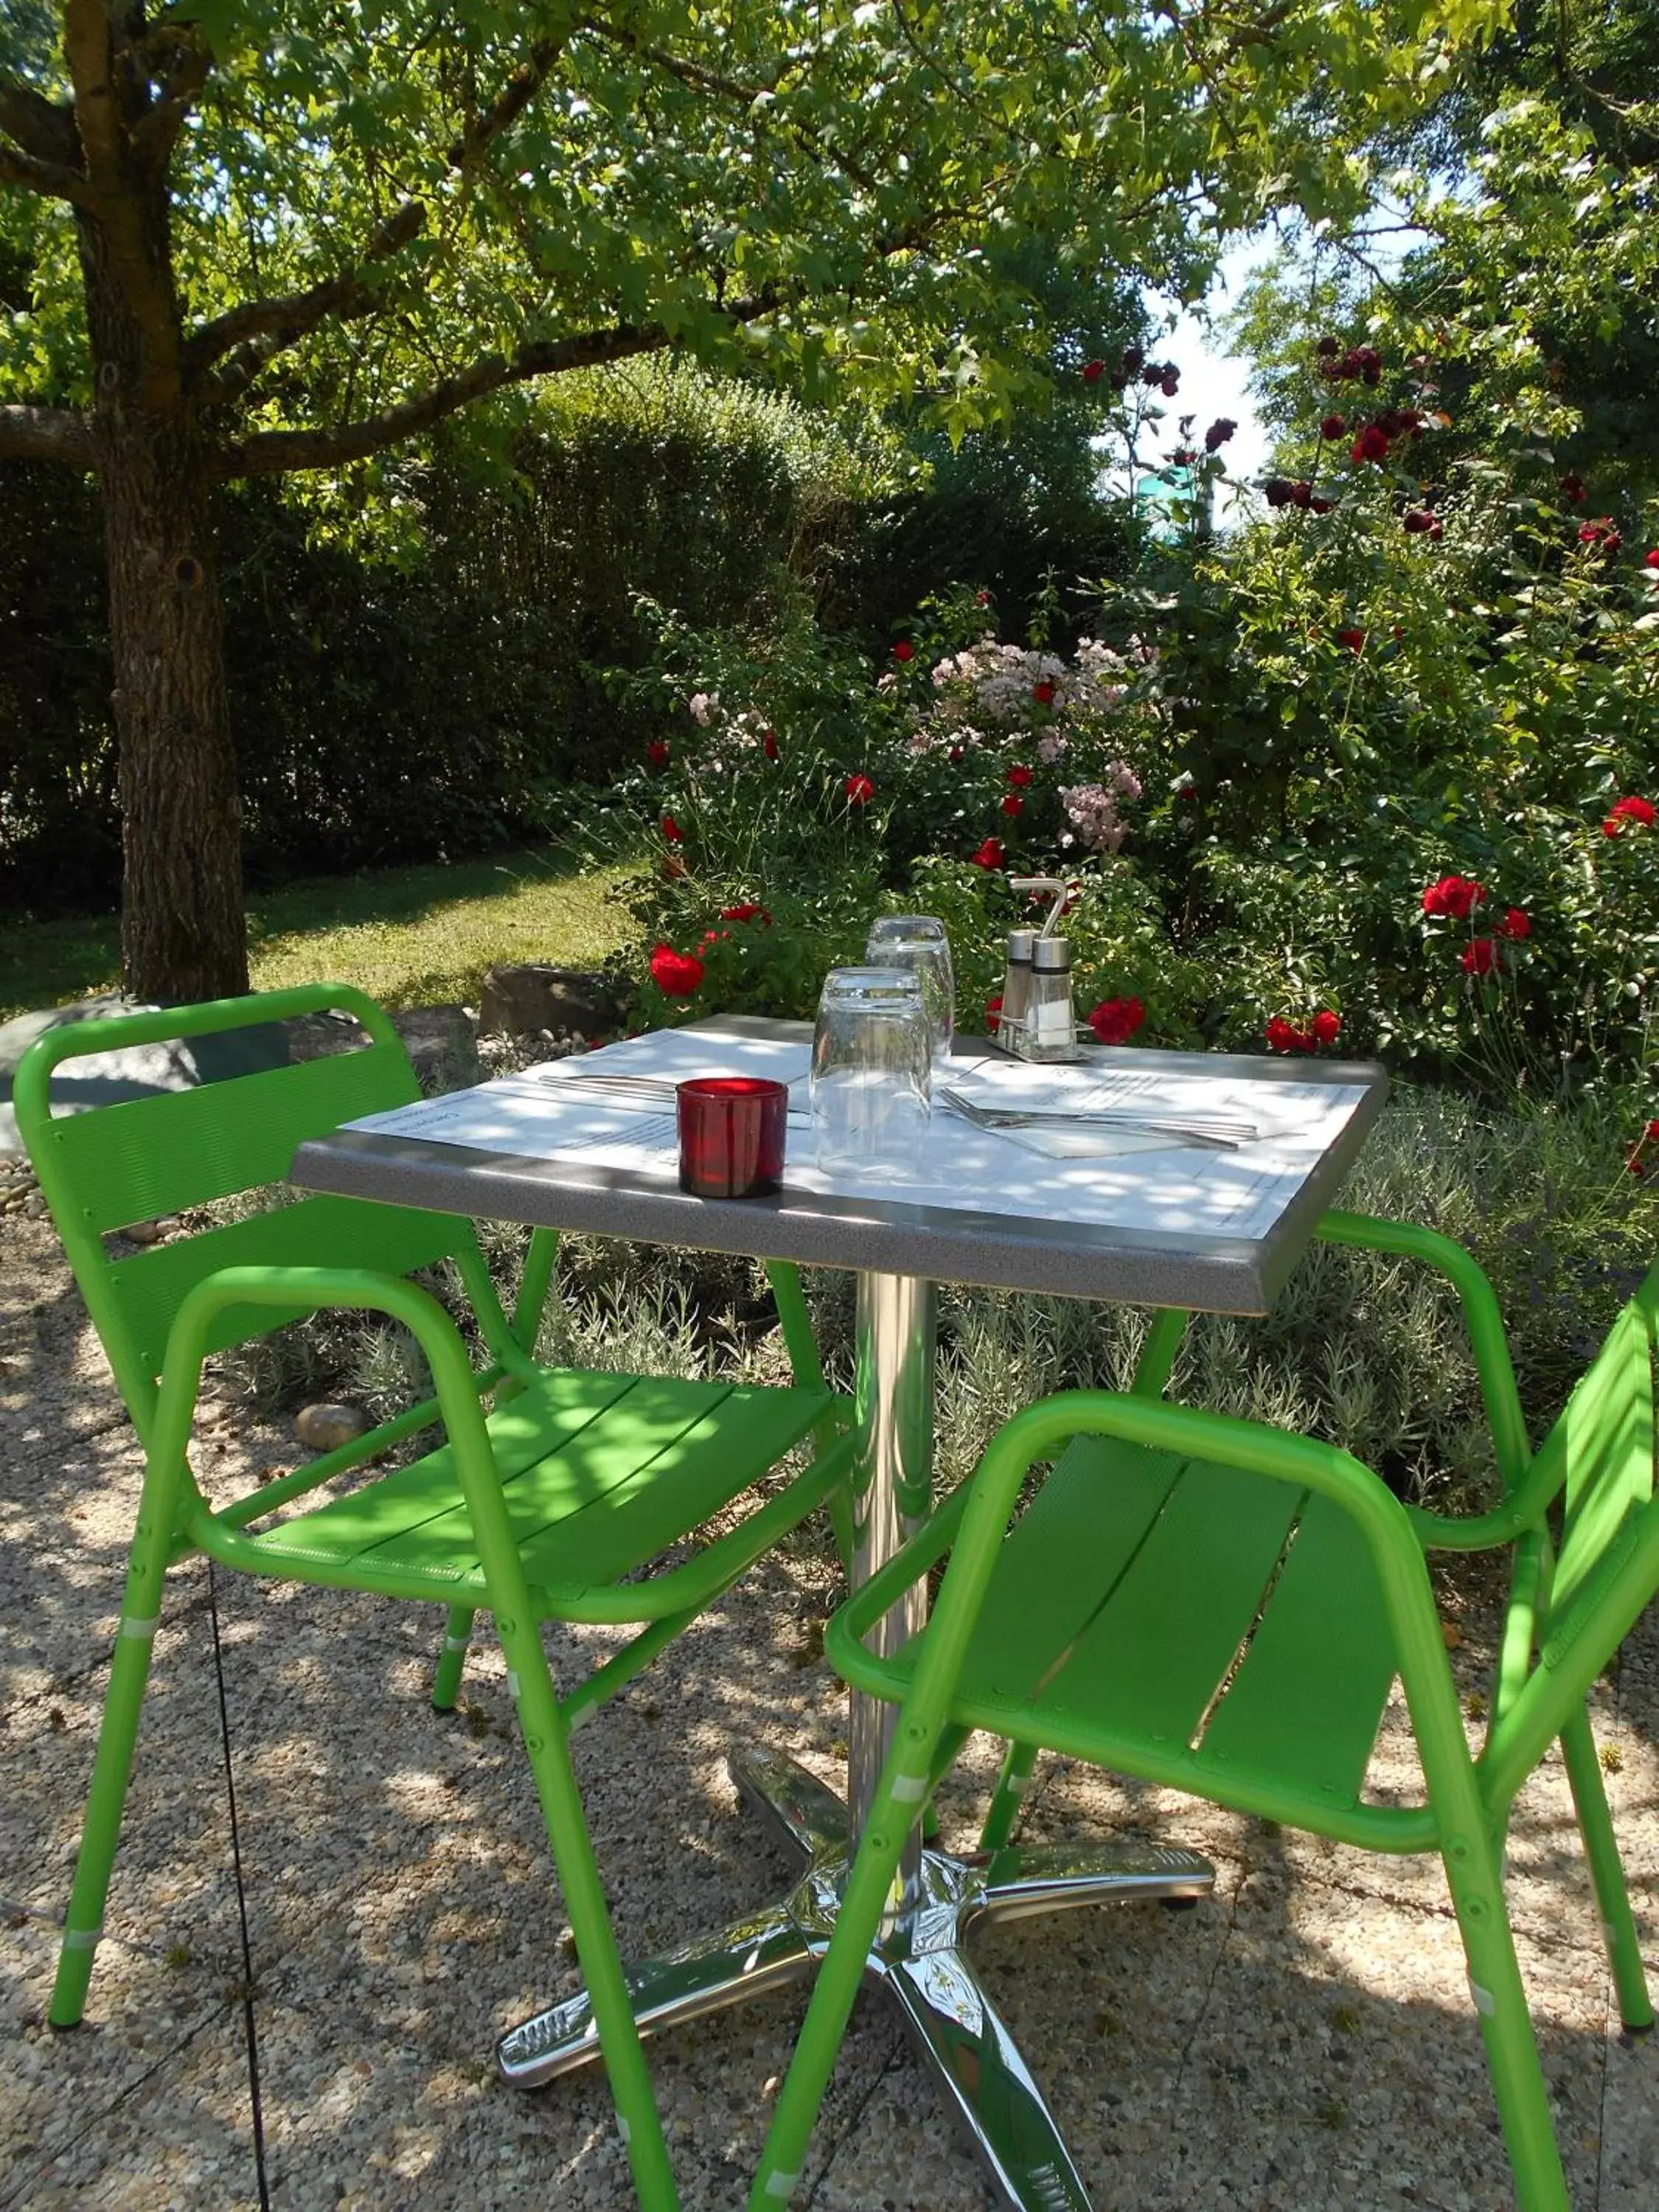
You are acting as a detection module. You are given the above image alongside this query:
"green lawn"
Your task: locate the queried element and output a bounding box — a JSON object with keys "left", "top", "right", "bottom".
{"left": 0, "top": 846, "right": 641, "bottom": 1019}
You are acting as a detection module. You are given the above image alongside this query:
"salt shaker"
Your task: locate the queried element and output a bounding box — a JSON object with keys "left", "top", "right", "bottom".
{"left": 997, "top": 927, "right": 1035, "bottom": 1051}
{"left": 1006, "top": 877, "right": 1082, "bottom": 1062}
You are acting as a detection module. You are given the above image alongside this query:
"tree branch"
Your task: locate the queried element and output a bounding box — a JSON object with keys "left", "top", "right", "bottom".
{"left": 0, "top": 135, "right": 97, "bottom": 205}
{"left": 0, "top": 75, "right": 81, "bottom": 165}
{"left": 217, "top": 298, "right": 777, "bottom": 478}
{"left": 0, "top": 403, "right": 96, "bottom": 466}
{"left": 574, "top": 14, "right": 775, "bottom": 104}
{"left": 185, "top": 202, "right": 428, "bottom": 390}
{"left": 447, "top": 30, "right": 573, "bottom": 169}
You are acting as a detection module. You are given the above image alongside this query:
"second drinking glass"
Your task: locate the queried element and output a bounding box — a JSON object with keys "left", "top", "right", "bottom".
{"left": 810, "top": 967, "right": 932, "bottom": 1179}
{"left": 863, "top": 914, "right": 955, "bottom": 1075}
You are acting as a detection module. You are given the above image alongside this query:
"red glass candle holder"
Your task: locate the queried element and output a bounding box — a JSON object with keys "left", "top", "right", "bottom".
{"left": 676, "top": 1076, "right": 787, "bottom": 1199}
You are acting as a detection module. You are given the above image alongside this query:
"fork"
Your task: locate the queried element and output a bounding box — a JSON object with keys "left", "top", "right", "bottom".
{"left": 939, "top": 1088, "right": 1251, "bottom": 1150}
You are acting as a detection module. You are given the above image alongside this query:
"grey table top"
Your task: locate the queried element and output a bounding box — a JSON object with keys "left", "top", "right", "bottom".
{"left": 290, "top": 1019, "right": 1388, "bottom": 1316}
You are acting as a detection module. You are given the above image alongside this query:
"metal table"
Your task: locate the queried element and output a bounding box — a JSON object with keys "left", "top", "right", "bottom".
{"left": 291, "top": 1022, "right": 1387, "bottom": 2211}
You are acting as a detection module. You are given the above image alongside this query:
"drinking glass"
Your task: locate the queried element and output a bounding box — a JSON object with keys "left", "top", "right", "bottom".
{"left": 810, "top": 967, "right": 931, "bottom": 1179}
{"left": 863, "top": 914, "right": 955, "bottom": 1072}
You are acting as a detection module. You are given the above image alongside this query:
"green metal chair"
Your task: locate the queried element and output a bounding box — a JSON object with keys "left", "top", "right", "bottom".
{"left": 752, "top": 1211, "right": 1656, "bottom": 2212}
{"left": 15, "top": 984, "right": 854, "bottom": 2212}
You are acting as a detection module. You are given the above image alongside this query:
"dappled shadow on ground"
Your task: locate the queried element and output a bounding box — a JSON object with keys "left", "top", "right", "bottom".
{"left": 4, "top": 1211, "right": 1658, "bottom": 2210}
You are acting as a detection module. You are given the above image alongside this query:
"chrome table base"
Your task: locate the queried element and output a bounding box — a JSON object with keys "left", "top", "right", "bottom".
{"left": 498, "top": 1745, "right": 1214, "bottom": 2211}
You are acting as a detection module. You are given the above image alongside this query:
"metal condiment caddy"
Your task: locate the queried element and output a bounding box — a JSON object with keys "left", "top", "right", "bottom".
{"left": 997, "top": 877, "right": 1083, "bottom": 1062}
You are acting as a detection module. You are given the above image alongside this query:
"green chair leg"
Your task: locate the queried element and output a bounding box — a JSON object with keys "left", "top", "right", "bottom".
{"left": 979, "top": 1740, "right": 1039, "bottom": 1852}
{"left": 49, "top": 1509, "right": 175, "bottom": 2028}
{"left": 498, "top": 1609, "right": 680, "bottom": 2211}
{"left": 431, "top": 1604, "right": 476, "bottom": 1711}
{"left": 1441, "top": 1829, "right": 1572, "bottom": 2212}
{"left": 1559, "top": 1705, "right": 1655, "bottom": 2033}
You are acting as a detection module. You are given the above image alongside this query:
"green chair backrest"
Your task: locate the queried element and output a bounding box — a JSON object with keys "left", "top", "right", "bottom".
{"left": 1487, "top": 1261, "right": 1659, "bottom": 1795}
{"left": 13, "top": 984, "right": 487, "bottom": 1441}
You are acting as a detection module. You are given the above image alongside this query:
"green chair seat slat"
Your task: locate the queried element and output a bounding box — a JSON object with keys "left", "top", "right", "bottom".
{"left": 1022, "top": 1454, "right": 1303, "bottom": 1753}
{"left": 108, "top": 1194, "right": 474, "bottom": 1380}
{"left": 246, "top": 1366, "right": 642, "bottom": 1567}
{"left": 512, "top": 1382, "right": 832, "bottom": 1593}
{"left": 1549, "top": 1304, "right": 1655, "bottom": 1620}
{"left": 249, "top": 1370, "right": 834, "bottom": 1596}
{"left": 39, "top": 1045, "right": 417, "bottom": 1234}
{"left": 953, "top": 1436, "right": 1186, "bottom": 1703}
{"left": 1196, "top": 1489, "right": 1399, "bottom": 1804}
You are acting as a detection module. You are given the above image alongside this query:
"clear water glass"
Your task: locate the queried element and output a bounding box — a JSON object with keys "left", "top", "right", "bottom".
{"left": 863, "top": 914, "right": 955, "bottom": 1072}
{"left": 810, "top": 967, "right": 932, "bottom": 1179}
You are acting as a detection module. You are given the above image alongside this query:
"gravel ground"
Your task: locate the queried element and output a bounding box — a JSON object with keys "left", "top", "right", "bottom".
{"left": 2, "top": 1206, "right": 1657, "bottom": 2211}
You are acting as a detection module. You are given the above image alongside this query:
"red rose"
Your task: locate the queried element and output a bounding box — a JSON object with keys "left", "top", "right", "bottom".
{"left": 1320, "top": 414, "right": 1346, "bottom": 440}
{"left": 1422, "top": 874, "right": 1485, "bottom": 919}
{"left": 1000, "top": 792, "right": 1025, "bottom": 817}
{"left": 947, "top": 745, "right": 964, "bottom": 763}
{"left": 1315, "top": 335, "right": 1341, "bottom": 358}
{"left": 892, "top": 641, "right": 914, "bottom": 663}
{"left": 1646, "top": 1120, "right": 1659, "bottom": 1140}
{"left": 1646, "top": 550, "right": 1659, "bottom": 570}
{"left": 1205, "top": 418, "right": 1237, "bottom": 453}
{"left": 1461, "top": 938, "right": 1497, "bottom": 976}
{"left": 661, "top": 813, "right": 684, "bottom": 842}
{"left": 1290, "top": 480, "right": 1313, "bottom": 508}
{"left": 648, "top": 942, "right": 705, "bottom": 998}
{"left": 762, "top": 728, "right": 779, "bottom": 761}
{"left": 1561, "top": 472, "right": 1586, "bottom": 504}
{"left": 720, "top": 902, "right": 772, "bottom": 925}
{"left": 1352, "top": 424, "right": 1390, "bottom": 463}
{"left": 1265, "top": 478, "right": 1294, "bottom": 508}
{"left": 1310, "top": 496, "right": 1336, "bottom": 515}
{"left": 1087, "top": 995, "right": 1146, "bottom": 1046}
{"left": 1032, "top": 681, "right": 1057, "bottom": 705}
{"left": 1310, "top": 1009, "right": 1342, "bottom": 1045}
{"left": 984, "top": 994, "right": 1004, "bottom": 1030}
{"left": 1335, "top": 628, "right": 1366, "bottom": 653}
{"left": 1604, "top": 795, "right": 1657, "bottom": 835}
{"left": 969, "top": 837, "right": 1004, "bottom": 869}
{"left": 1006, "top": 764, "right": 1034, "bottom": 787}
{"left": 1497, "top": 907, "right": 1530, "bottom": 940}
{"left": 844, "top": 773, "right": 874, "bottom": 806}
{"left": 1266, "top": 1015, "right": 1312, "bottom": 1054}
{"left": 1082, "top": 359, "right": 1105, "bottom": 384}
{"left": 1402, "top": 510, "right": 1435, "bottom": 535}
{"left": 1161, "top": 371, "right": 1180, "bottom": 397}
{"left": 647, "top": 739, "right": 670, "bottom": 768}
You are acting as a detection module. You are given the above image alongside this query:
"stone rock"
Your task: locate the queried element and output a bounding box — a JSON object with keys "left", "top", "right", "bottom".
{"left": 296, "top": 1402, "right": 372, "bottom": 1452}
{"left": 389, "top": 1004, "right": 481, "bottom": 1096}
{"left": 118, "top": 1219, "right": 168, "bottom": 1246}
{"left": 478, "top": 965, "right": 623, "bottom": 1042}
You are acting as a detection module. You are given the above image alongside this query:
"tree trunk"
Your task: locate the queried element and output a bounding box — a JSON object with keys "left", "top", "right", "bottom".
{"left": 97, "top": 417, "right": 248, "bottom": 1002}
{"left": 77, "top": 178, "right": 248, "bottom": 1005}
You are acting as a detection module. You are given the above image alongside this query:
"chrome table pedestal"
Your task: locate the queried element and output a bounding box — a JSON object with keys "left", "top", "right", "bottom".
{"left": 498, "top": 1272, "right": 1216, "bottom": 2211}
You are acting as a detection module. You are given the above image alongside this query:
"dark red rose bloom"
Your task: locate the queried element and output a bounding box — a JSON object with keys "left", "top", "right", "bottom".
{"left": 720, "top": 902, "right": 773, "bottom": 925}
{"left": 1032, "top": 681, "right": 1057, "bottom": 705}
{"left": 647, "top": 739, "right": 671, "bottom": 768}
{"left": 1161, "top": 372, "right": 1180, "bottom": 397}
{"left": 1172, "top": 448, "right": 1197, "bottom": 467}
{"left": 1604, "top": 795, "right": 1657, "bottom": 835}
{"left": 1121, "top": 345, "right": 1145, "bottom": 375}
{"left": 1265, "top": 478, "right": 1294, "bottom": 508}
{"left": 1082, "top": 359, "right": 1105, "bottom": 384}
{"left": 969, "top": 837, "right": 1005, "bottom": 869}
{"left": 1646, "top": 549, "right": 1659, "bottom": 569}
{"left": 1352, "top": 424, "right": 1391, "bottom": 463}
{"left": 947, "top": 744, "right": 964, "bottom": 763}
{"left": 984, "top": 994, "right": 1004, "bottom": 1030}
{"left": 1335, "top": 627, "right": 1366, "bottom": 653}
{"left": 1403, "top": 509, "right": 1435, "bottom": 534}
{"left": 1310, "top": 1009, "right": 1342, "bottom": 1045}
{"left": 1605, "top": 530, "right": 1623, "bottom": 554}
{"left": 1205, "top": 417, "right": 1237, "bottom": 452}
{"left": 661, "top": 813, "right": 684, "bottom": 842}
{"left": 1000, "top": 792, "right": 1025, "bottom": 817}
{"left": 1647, "top": 1120, "right": 1659, "bottom": 1140}
{"left": 649, "top": 942, "right": 705, "bottom": 997}
{"left": 1310, "top": 495, "right": 1336, "bottom": 515}
{"left": 1006, "top": 764, "right": 1034, "bottom": 786}
{"left": 1315, "top": 335, "right": 1341, "bottom": 358}
{"left": 1421, "top": 874, "right": 1485, "bottom": 919}
{"left": 892, "top": 641, "right": 914, "bottom": 662}
{"left": 1579, "top": 521, "right": 1601, "bottom": 543}
{"left": 1462, "top": 937, "right": 1497, "bottom": 976}
{"left": 1428, "top": 519, "right": 1444, "bottom": 540}
{"left": 844, "top": 773, "right": 874, "bottom": 806}
{"left": 1561, "top": 472, "right": 1587, "bottom": 504}
{"left": 1629, "top": 1155, "right": 1646, "bottom": 1177}
{"left": 761, "top": 728, "right": 779, "bottom": 761}
{"left": 1290, "top": 480, "right": 1313, "bottom": 508}
{"left": 1266, "top": 1015, "right": 1313, "bottom": 1054}
{"left": 1088, "top": 995, "right": 1146, "bottom": 1046}
{"left": 1498, "top": 907, "right": 1531, "bottom": 940}
{"left": 1321, "top": 414, "right": 1347, "bottom": 440}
